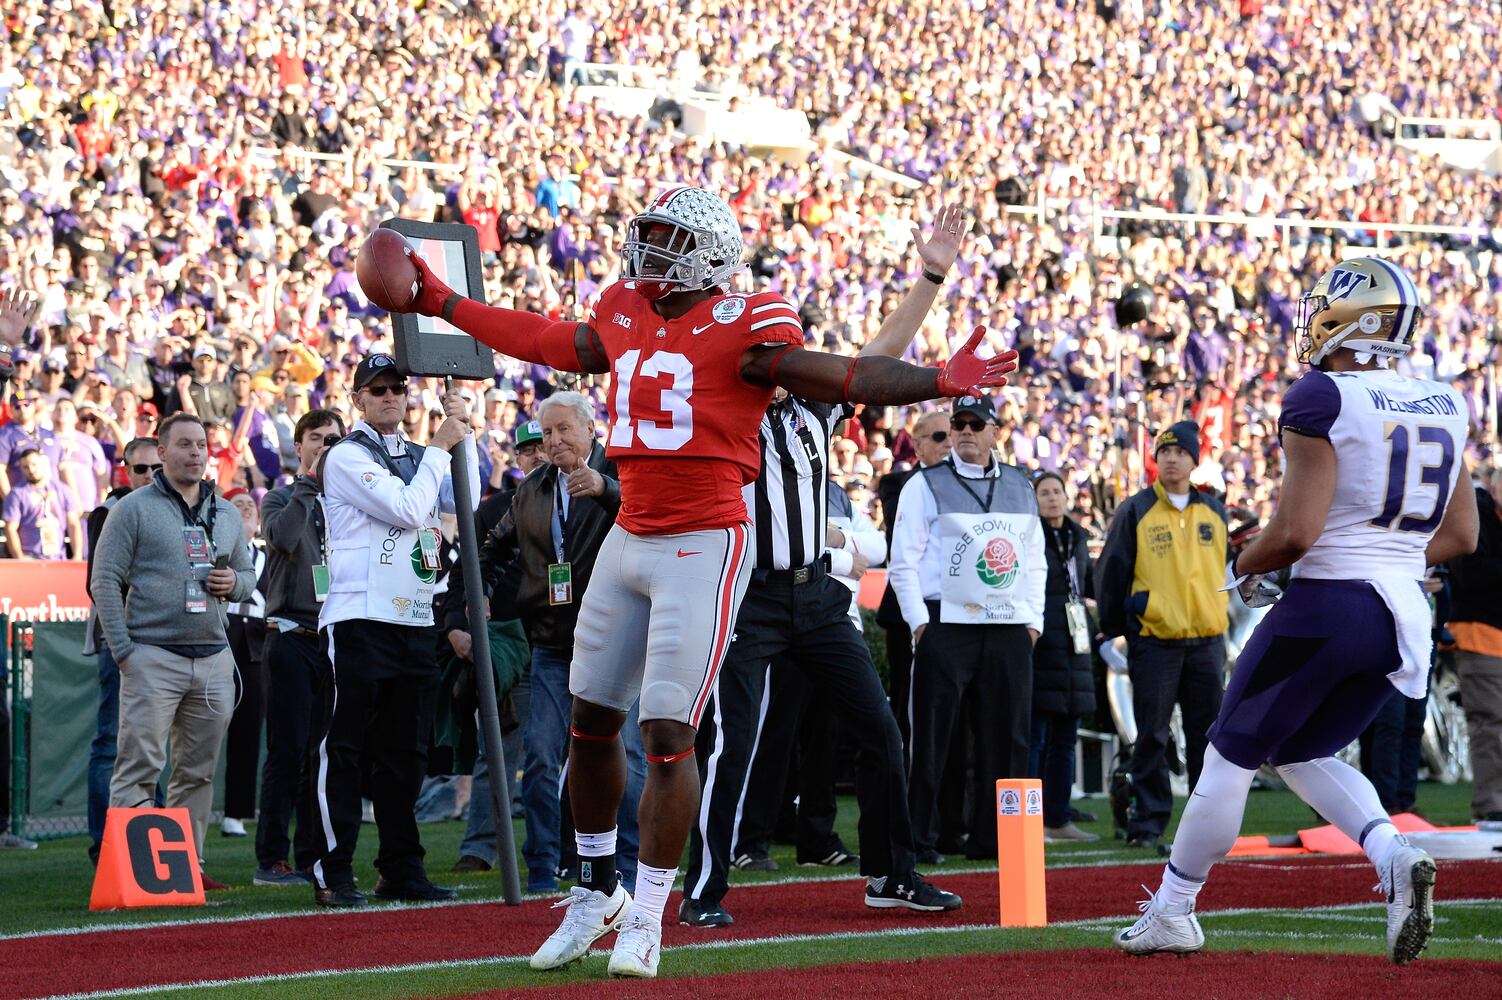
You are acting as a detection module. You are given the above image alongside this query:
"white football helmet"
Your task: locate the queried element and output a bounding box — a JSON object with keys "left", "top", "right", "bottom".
{"left": 1295, "top": 257, "right": 1423, "bottom": 366}
{"left": 622, "top": 185, "right": 745, "bottom": 300}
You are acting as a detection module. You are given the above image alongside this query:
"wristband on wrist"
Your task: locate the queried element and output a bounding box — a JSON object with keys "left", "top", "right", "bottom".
{"left": 921, "top": 269, "right": 945, "bottom": 285}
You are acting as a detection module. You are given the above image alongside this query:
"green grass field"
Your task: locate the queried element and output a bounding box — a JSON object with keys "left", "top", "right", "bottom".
{"left": 0, "top": 781, "right": 1481, "bottom": 938}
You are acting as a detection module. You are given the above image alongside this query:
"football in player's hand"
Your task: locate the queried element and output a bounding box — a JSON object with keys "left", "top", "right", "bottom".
{"left": 356, "top": 228, "right": 419, "bottom": 312}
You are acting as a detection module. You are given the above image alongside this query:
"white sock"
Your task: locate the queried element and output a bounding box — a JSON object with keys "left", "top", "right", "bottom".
{"left": 1275, "top": 757, "right": 1396, "bottom": 870}
{"left": 576, "top": 827, "right": 617, "bottom": 858}
{"left": 1157, "top": 863, "right": 1206, "bottom": 911}
{"left": 632, "top": 863, "right": 677, "bottom": 924}
{"left": 1360, "top": 820, "right": 1402, "bottom": 872}
{"left": 1165, "top": 744, "right": 1258, "bottom": 885}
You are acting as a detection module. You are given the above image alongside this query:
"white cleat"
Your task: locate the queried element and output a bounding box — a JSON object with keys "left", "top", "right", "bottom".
{"left": 1115, "top": 886, "right": 1205, "bottom": 956}
{"left": 1381, "top": 842, "right": 1436, "bottom": 965}
{"left": 529, "top": 883, "right": 633, "bottom": 970}
{"left": 606, "top": 911, "right": 663, "bottom": 979}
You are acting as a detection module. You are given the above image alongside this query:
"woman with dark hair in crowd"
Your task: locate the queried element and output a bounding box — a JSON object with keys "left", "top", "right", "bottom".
{"left": 1029, "top": 470, "right": 1099, "bottom": 842}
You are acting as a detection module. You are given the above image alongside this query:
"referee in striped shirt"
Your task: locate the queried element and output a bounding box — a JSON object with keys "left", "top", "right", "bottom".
{"left": 680, "top": 204, "right": 976, "bottom": 927}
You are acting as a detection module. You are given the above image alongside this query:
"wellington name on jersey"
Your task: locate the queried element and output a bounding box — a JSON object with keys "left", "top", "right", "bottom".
{"left": 1280, "top": 368, "right": 1468, "bottom": 582}
{"left": 587, "top": 281, "right": 804, "bottom": 536}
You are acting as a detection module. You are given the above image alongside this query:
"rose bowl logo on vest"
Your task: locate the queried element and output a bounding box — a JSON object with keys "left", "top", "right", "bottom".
{"left": 975, "top": 537, "right": 1018, "bottom": 588}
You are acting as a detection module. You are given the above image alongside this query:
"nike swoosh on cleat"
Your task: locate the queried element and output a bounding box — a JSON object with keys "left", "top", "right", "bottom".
{"left": 676, "top": 549, "right": 703, "bottom": 557}
{"left": 605, "top": 902, "right": 626, "bottom": 924}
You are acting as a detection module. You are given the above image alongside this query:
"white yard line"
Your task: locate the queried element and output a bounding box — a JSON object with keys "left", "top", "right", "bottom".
{"left": 30, "top": 897, "right": 1502, "bottom": 1000}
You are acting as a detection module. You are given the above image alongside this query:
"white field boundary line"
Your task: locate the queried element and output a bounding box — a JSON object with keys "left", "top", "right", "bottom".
{"left": 35, "top": 898, "right": 1502, "bottom": 1000}
{"left": 11, "top": 854, "right": 1490, "bottom": 943}
{"left": 0, "top": 855, "right": 1176, "bottom": 943}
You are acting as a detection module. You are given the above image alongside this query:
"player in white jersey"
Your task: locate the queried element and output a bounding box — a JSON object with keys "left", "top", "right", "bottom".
{"left": 1114, "top": 257, "right": 1479, "bottom": 964}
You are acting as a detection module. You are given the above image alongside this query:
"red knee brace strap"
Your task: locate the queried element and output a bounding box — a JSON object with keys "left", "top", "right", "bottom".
{"left": 569, "top": 726, "right": 619, "bottom": 743}
{"left": 646, "top": 747, "right": 695, "bottom": 765}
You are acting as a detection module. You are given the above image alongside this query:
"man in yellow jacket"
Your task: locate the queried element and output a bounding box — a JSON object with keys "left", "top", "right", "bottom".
{"left": 1096, "top": 420, "right": 1229, "bottom": 850}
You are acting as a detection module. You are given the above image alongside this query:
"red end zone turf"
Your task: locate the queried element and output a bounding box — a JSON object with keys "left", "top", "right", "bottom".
{"left": 4, "top": 858, "right": 1500, "bottom": 999}
{"left": 472, "top": 950, "right": 1502, "bottom": 1000}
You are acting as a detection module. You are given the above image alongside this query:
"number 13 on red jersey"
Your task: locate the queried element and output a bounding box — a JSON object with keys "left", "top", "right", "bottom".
{"left": 609, "top": 349, "right": 695, "bottom": 451}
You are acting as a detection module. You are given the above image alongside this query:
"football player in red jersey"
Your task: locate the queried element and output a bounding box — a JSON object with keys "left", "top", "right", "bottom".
{"left": 397, "top": 186, "right": 1016, "bottom": 978}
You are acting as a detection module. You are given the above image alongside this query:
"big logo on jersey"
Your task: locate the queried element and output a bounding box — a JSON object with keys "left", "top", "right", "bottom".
{"left": 975, "top": 537, "right": 1018, "bottom": 588}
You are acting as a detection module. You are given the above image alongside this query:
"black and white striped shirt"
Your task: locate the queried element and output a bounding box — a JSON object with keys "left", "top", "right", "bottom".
{"left": 744, "top": 398, "right": 854, "bottom": 571}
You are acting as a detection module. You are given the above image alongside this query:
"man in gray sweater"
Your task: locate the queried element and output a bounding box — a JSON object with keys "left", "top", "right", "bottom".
{"left": 91, "top": 412, "right": 257, "bottom": 888}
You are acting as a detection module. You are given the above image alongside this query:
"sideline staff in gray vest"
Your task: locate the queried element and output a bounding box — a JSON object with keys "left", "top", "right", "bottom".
{"left": 888, "top": 394, "right": 1046, "bottom": 861}
{"left": 309, "top": 354, "right": 479, "bottom": 908}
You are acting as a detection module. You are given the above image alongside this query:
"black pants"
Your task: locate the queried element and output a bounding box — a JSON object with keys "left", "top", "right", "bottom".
{"left": 884, "top": 619, "right": 914, "bottom": 750}
{"left": 908, "top": 606, "right": 1033, "bottom": 855}
{"left": 1360, "top": 687, "right": 1426, "bottom": 813}
{"left": 736, "top": 656, "right": 843, "bottom": 862}
{"left": 225, "top": 614, "right": 267, "bottom": 820}
{"left": 686, "top": 574, "right": 913, "bottom": 906}
{"left": 311, "top": 620, "right": 440, "bottom": 888}
{"left": 256, "top": 629, "right": 328, "bottom": 870}
{"left": 1126, "top": 635, "right": 1224, "bottom": 839}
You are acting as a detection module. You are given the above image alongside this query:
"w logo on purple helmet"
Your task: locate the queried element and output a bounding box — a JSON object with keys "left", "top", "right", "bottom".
{"left": 975, "top": 537, "right": 1018, "bottom": 588}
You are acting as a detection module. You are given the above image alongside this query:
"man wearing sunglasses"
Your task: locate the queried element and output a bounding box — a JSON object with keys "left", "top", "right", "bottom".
{"left": 0, "top": 389, "right": 48, "bottom": 499}
{"left": 888, "top": 394, "right": 1047, "bottom": 864}
{"left": 308, "top": 353, "right": 478, "bottom": 908}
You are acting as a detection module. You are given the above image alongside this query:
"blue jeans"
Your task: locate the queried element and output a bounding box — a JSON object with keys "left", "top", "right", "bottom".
{"left": 1029, "top": 711, "right": 1080, "bottom": 829}
{"left": 522, "top": 646, "right": 644, "bottom": 891}
{"left": 88, "top": 648, "right": 121, "bottom": 849}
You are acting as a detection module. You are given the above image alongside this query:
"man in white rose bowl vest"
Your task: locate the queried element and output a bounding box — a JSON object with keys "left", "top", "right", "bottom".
{"left": 310, "top": 353, "right": 480, "bottom": 907}
{"left": 888, "top": 394, "right": 1047, "bottom": 863}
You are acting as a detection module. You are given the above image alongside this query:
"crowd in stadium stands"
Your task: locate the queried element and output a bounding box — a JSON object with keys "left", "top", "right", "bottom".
{"left": 0, "top": 0, "right": 1500, "bottom": 856}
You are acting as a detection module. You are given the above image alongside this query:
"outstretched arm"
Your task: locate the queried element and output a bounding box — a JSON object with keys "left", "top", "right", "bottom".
{"left": 860, "top": 203, "right": 968, "bottom": 359}
{"left": 406, "top": 249, "right": 608, "bottom": 374}
{"left": 743, "top": 326, "right": 1018, "bottom": 405}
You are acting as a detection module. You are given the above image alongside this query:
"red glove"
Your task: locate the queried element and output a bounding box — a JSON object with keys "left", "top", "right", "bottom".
{"left": 935, "top": 326, "right": 1019, "bottom": 397}
{"left": 408, "top": 248, "right": 457, "bottom": 318}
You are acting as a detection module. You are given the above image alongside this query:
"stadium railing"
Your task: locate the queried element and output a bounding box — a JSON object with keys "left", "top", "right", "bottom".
{"left": 1392, "top": 115, "right": 1502, "bottom": 143}
{"left": 1091, "top": 207, "right": 1488, "bottom": 252}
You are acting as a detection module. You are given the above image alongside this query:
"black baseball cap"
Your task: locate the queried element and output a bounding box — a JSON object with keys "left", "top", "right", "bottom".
{"left": 353, "top": 353, "right": 403, "bottom": 390}
{"left": 951, "top": 395, "right": 995, "bottom": 424}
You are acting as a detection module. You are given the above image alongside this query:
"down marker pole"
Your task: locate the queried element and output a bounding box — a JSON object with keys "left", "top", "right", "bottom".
{"left": 996, "top": 777, "right": 1047, "bottom": 927}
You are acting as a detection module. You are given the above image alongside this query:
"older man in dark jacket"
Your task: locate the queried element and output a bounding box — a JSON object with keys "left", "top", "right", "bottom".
{"left": 474, "top": 391, "right": 645, "bottom": 893}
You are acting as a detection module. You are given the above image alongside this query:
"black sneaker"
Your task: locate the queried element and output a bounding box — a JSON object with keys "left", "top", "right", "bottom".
{"left": 731, "top": 852, "right": 778, "bottom": 872}
{"left": 915, "top": 848, "right": 946, "bottom": 865}
{"left": 679, "top": 897, "right": 735, "bottom": 928}
{"left": 1070, "top": 806, "right": 1098, "bottom": 824}
{"left": 315, "top": 883, "right": 369, "bottom": 908}
{"left": 372, "top": 876, "right": 459, "bottom": 902}
{"left": 865, "top": 872, "right": 962, "bottom": 912}
{"left": 799, "top": 848, "right": 859, "bottom": 868}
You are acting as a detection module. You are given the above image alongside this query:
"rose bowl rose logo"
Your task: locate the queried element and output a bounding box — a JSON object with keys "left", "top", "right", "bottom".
{"left": 975, "top": 537, "right": 1018, "bottom": 588}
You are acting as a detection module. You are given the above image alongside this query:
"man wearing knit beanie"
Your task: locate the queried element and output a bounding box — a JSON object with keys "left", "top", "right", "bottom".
{"left": 1095, "top": 418, "right": 1229, "bottom": 850}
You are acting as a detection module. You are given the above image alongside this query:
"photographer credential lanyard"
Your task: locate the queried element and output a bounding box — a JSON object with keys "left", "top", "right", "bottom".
{"left": 310, "top": 490, "right": 330, "bottom": 602}
{"left": 1050, "top": 522, "right": 1091, "bottom": 654}
{"left": 177, "top": 480, "right": 217, "bottom": 614}
{"left": 549, "top": 474, "right": 572, "bottom": 606}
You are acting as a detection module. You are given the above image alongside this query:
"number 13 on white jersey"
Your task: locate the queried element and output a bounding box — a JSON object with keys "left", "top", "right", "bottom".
{"left": 609, "top": 349, "right": 695, "bottom": 450}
